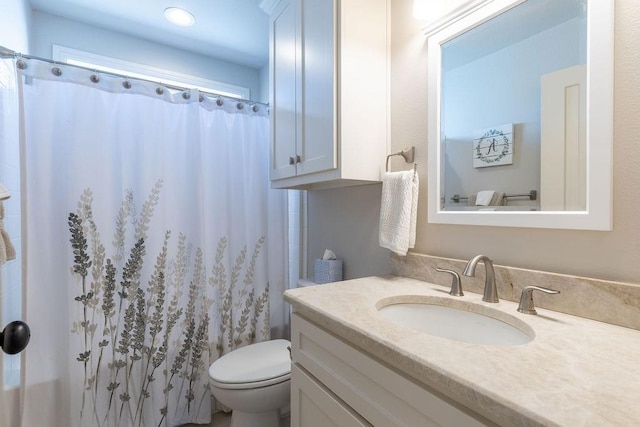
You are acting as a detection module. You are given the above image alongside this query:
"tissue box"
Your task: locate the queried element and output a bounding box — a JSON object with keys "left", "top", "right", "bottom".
{"left": 314, "top": 259, "right": 343, "bottom": 284}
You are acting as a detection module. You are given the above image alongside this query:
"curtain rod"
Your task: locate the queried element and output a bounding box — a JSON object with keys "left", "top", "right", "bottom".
{"left": 0, "top": 47, "right": 268, "bottom": 107}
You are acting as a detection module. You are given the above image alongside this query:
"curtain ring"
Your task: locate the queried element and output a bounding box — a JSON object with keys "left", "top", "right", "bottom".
{"left": 216, "top": 98, "right": 224, "bottom": 106}
{"left": 198, "top": 95, "right": 204, "bottom": 103}
{"left": 156, "top": 87, "right": 164, "bottom": 95}
{"left": 252, "top": 105, "right": 259, "bottom": 113}
{"left": 51, "top": 67, "right": 62, "bottom": 77}
{"left": 236, "top": 102, "right": 244, "bottom": 110}
{"left": 16, "top": 59, "right": 27, "bottom": 70}
{"left": 122, "top": 81, "right": 132, "bottom": 89}
{"left": 182, "top": 92, "right": 190, "bottom": 100}
{"left": 90, "top": 75, "right": 100, "bottom": 83}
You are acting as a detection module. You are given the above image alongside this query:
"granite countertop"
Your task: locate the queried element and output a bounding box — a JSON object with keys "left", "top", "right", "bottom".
{"left": 284, "top": 275, "right": 640, "bottom": 427}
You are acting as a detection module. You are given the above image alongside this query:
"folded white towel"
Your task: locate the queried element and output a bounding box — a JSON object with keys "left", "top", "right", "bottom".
{"left": 379, "top": 171, "right": 419, "bottom": 256}
{"left": 475, "top": 190, "right": 495, "bottom": 206}
{"left": 0, "top": 201, "right": 16, "bottom": 265}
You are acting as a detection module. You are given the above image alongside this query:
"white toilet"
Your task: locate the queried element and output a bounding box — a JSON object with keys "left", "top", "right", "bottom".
{"left": 208, "top": 339, "right": 291, "bottom": 427}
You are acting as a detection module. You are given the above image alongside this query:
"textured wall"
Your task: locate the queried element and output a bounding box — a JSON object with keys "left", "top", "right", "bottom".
{"left": 391, "top": 0, "right": 640, "bottom": 284}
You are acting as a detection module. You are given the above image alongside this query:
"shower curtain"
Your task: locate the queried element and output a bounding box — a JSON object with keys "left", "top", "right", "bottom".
{"left": 12, "top": 57, "right": 287, "bottom": 427}
{"left": 0, "top": 56, "right": 24, "bottom": 427}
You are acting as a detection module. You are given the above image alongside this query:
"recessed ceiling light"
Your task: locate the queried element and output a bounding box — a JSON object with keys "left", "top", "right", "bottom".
{"left": 164, "top": 7, "right": 196, "bottom": 27}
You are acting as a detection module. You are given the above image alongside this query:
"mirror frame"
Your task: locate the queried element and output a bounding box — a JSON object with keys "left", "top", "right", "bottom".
{"left": 427, "top": 0, "right": 613, "bottom": 230}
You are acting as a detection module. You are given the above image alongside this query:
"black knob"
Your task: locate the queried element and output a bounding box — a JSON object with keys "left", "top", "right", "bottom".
{"left": 0, "top": 321, "right": 31, "bottom": 355}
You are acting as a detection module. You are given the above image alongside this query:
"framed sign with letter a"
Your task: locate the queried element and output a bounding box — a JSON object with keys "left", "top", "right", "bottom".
{"left": 473, "top": 123, "right": 514, "bottom": 168}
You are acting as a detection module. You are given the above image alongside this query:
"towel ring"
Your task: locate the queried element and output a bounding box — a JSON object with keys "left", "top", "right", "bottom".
{"left": 386, "top": 147, "right": 416, "bottom": 173}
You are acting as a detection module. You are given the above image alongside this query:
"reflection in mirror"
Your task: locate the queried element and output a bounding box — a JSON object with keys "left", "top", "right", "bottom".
{"left": 441, "top": 0, "right": 586, "bottom": 212}
{"left": 427, "top": 0, "right": 613, "bottom": 230}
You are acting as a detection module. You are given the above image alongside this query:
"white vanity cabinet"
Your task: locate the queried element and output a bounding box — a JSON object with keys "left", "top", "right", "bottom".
{"left": 290, "top": 313, "right": 492, "bottom": 427}
{"left": 291, "top": 364, "right": 372, "bottom": 427}
{"left": 268, "top": 0, "right": 389, "bottom": 190}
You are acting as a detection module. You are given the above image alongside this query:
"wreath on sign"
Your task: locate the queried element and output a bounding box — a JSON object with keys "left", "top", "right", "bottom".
{"left": 475, "top": 129, "right": 510, "bottom": 164}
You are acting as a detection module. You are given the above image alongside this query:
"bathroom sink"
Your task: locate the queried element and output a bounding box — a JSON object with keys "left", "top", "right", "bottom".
{"left": 377, "top": 297, "right": 533, "bottom": 346}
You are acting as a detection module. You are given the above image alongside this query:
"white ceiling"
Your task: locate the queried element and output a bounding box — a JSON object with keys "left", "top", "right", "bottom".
{"left": 28, "top": 0, "right": 270, "bottom": 69}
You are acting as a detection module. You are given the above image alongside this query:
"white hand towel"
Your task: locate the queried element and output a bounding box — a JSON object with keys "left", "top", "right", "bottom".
{"left": 0, "top": 201, "right": 16, "bottom": 265}
{"left": 379, "top": 171, "right": 419, "bottom": 256}
{"left": 475, "top": 190, "right": 495, "bottom": 206}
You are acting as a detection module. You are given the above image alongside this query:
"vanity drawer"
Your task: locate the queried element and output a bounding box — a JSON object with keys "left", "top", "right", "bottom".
{"left": 291, "top": 313, "right": 492, "bottom": 427}
{"left": 291, "top": 363, "right": 372, "bottom": 427}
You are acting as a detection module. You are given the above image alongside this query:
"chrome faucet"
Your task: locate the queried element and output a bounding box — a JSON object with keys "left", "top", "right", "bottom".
{"left": 435, "top": 267, "right": 464, "bottom": 296}
{"left": 517, "top": 285, "right": 560, "bottom": 314}
{"left": 462, "top": 255, "right": 498, "bottom": 303}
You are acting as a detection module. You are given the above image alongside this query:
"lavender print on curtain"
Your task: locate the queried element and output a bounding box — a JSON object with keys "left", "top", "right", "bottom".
{"left": 68, "top": 183, "right": 269, "bottom": 426}
{"left": 17, "top": 58, "right": 287, "bottom": 427}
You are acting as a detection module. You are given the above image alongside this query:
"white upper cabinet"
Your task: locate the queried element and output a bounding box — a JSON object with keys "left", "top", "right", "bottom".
{"left": 268, "top": 0, "right": 389, "bottom": 190}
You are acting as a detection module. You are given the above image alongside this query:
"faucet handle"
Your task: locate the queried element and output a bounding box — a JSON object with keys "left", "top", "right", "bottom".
{"left": 517, "top": 286, "right": 560, "bottom": 315}
{"left": 435, "top": 267, "right": 463, "bottom": 296}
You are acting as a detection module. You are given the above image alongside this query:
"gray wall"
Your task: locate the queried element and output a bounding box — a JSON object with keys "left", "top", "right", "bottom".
{"left": 259, "top": 63, "right": 269, "bottom": 104}
{"left": 307, "top": 184, "right": 391, "bottom": 280}
{"left": 0, "top": 0, "right": 32, "bottom": 53}
{"left": 31, "top": 11, "right": 263, "bottom": 101}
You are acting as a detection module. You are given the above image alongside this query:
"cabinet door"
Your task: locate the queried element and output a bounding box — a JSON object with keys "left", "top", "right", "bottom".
{"left": 297, "top": 0, "right": 337, "bottom": 177}
{"left": 270, "top": 0, "right": 299, "bottom": 181}
{"left": 292, "top": 314, "right": 493, "bottom": 426}
{"left": 291, "top": 364, "right": 372, "bottom": 427}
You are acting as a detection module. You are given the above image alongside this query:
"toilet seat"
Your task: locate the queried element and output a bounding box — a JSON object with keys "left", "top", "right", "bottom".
{"left": 209, "top": 339, "right": 291, "bottom": 390}
{"left": 209, "top": 372, "right": 291, "bottom": 390}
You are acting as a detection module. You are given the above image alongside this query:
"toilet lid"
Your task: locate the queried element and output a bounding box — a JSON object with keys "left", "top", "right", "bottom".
{"left": 209, "top": 339, "right": 291, "bottom": 385}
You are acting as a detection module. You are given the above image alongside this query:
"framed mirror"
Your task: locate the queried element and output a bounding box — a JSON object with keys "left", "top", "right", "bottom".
{"left": 427, "top": 0, "right": 613, "bottom": 230}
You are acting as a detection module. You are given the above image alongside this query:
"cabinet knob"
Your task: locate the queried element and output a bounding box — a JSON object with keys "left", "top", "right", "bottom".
{"left": 289, "top": 155, "right": 302, "bottom": 165}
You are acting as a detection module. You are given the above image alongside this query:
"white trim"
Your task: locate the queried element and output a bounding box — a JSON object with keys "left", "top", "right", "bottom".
{"left": 420, "top": 0, "right": 494, "bottom": 37}
{"left": 52, "top": 45, "right": 251, "bottom": 99}
{"left": 427, "top": 0, "right": 614, "bottom": 230}
{"left": 301, "top": 190, "right": 308, "bottom": 281}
